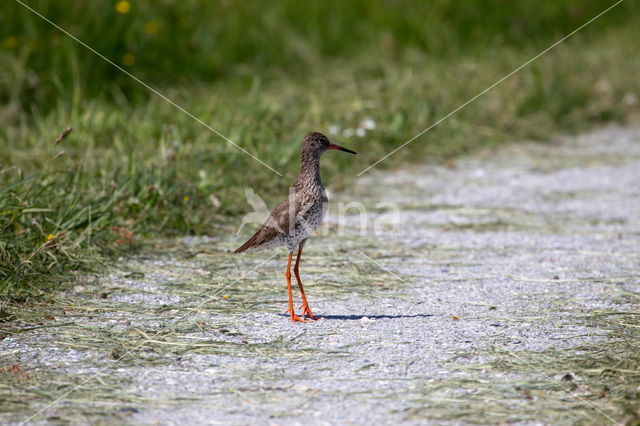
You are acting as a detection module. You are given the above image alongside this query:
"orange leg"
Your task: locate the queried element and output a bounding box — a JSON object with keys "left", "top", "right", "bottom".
{"left": 285, "top": 252, "right": 306, "bottom": 322}
{"left": 294, "top": 246, "right": 319, "bottom": 320}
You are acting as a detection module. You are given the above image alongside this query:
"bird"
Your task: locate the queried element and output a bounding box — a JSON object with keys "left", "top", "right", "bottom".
{"left": 234, "top": 132, "right": 357, "bottom": 322}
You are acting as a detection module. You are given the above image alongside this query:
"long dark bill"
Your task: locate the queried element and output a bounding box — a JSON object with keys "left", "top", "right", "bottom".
{"left": 328, "top": 143, "right": 357, "bottom": 154}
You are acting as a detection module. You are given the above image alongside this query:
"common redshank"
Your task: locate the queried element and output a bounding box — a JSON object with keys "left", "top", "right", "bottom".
{"left": 234, "top": 132, "right": 357, "bottom": 322}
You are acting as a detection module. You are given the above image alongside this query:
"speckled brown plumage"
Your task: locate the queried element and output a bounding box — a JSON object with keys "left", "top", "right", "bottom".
{"left": 234, "top": 132, "right": 356, "bottom": 322}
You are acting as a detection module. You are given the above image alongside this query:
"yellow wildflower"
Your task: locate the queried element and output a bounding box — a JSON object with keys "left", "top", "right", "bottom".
{"left": 115, "top": 1, "right": 131, "bottom": 14}
{"left": 143, "top": 20, "right": 159, "bottom": 35}
{"left": 122, "top": 53, "right": 135, "bottom": 66}
{"left": 183, "top": 195, "right": 190, "bottom": 202}
{"left": 4, "top": 36, "right": 18, "bottom": 48}
{"left": 44, "top": 233, "right": 55, "bottom": 242}
{"left": 222, "top": 295, "right": 229, "bottom": 299}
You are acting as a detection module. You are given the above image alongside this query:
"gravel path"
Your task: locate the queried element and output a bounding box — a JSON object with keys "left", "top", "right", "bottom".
{"left": 2, "top": 127, "right": 639, "bottom": 425}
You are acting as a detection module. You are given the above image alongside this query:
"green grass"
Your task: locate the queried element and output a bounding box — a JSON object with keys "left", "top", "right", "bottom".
{"left": 2, "top": 0, "right": 635, "bottom": 110}
{"left": 1, "top": 1, "right": 640, "bottom": 299}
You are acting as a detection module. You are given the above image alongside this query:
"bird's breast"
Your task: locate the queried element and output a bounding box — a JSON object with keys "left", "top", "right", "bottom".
{"left": 292, "top": 188, "right": 327, "bottom": 236}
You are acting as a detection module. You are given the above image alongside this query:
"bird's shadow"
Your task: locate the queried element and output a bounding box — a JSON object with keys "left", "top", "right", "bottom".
{"left": 279, "top": 313, "right": 434, "bottom": 321}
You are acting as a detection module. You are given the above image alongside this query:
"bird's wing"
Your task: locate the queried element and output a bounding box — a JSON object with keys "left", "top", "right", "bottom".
{"left": 234, "top": 194, "right": 303, "bottom": 253}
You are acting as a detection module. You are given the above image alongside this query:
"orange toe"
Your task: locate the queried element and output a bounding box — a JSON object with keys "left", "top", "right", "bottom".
{"left": 300, "top": 305, "right": 319, "bottom": 321}
{"left": 290, "top": 314, "right": 309, "bottom": 323}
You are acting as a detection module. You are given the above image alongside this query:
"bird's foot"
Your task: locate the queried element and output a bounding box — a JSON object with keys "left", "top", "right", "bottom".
{"left": 300, "top": 304, "right": 319, "bottom": 321}
{"left": 284, "top": 304, "right": 318, "bottom": 321}
{"left": 290, "top": 313, "right": 309, "bottom": 323}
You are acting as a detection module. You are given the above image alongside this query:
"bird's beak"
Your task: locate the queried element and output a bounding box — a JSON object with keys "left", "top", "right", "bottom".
{"left": 328, "top": 143, "right": 357, "bottom": 155}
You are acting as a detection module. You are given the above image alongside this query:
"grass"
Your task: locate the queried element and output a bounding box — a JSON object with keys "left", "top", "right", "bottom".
{"left": 2, "top": 1, "right": 634, "bottom": 110}
{"left": 1, "top": 1, "right": 640, "bottom": 299}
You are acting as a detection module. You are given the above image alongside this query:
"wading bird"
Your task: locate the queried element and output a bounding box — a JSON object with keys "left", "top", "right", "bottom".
{"left": 234, "top": 132, "right": 356, "bottom": 322}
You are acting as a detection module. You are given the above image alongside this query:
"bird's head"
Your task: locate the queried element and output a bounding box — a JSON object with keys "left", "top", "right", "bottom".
{"left": 302, "top": 132, "right": 357, "bottom": 157}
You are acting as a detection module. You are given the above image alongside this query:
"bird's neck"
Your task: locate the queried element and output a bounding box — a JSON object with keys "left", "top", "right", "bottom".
{"left": 295, "top": 153, "right": 322, "bottom": 188}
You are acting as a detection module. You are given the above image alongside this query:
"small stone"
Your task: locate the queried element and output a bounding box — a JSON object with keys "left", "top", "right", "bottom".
{"left": 561, "top": 373, "right": 574, "bottom": 382}
{"left": 110, "top": 348, "right": 125, "bottom": 360}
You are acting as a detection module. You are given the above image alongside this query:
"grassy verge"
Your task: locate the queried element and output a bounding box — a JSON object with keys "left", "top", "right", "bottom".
{"left": 1, "top": 2, "right": 640, "bottom": 300}
{"left": 3, "top": 1, "right": 634, "bottom": 109}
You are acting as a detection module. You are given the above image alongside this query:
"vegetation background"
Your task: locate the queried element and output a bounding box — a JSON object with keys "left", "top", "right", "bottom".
{"left": 1, "top": 0, "right": 639, "bottom": 300}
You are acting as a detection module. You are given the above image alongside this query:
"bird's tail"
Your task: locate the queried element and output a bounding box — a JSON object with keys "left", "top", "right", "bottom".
{"left": 234, "top": 230, "right": 261, "bottom": 253}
